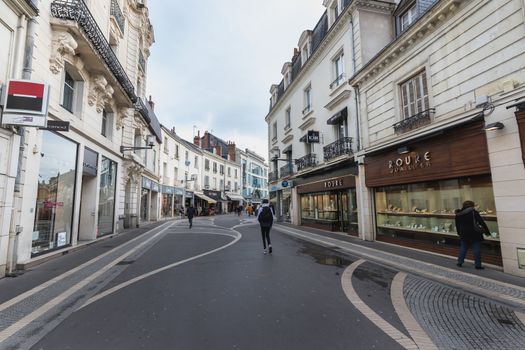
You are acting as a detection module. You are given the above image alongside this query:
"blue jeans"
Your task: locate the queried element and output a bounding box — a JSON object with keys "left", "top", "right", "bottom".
{"left": 189, "top": 217, "right": 193, "bottom": 228}
{"left": 458, "top": 239, "right": 482, "bottom": 267}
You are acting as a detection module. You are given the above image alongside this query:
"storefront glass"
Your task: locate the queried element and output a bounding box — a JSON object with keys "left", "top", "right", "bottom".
{"left": 162, "top": 194, "right": 173, "bottom": 217}
{"left": 300, "top": 189, "right": 358, "bottom": 234}
{"left": 33, "top": 132, "right": 78, "bottom": 255}
{"left": 375, "top": 175, "right": 499, "bottom": 240}
{"left": 98, "top": 157, "right": 117, "bottom": 236}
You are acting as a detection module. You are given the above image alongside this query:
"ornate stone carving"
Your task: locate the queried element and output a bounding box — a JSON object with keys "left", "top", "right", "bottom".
{"left": 116, "top": 107, "right": 134, "bottom": 130}
{"left": 49, "top": 31, "right": 78, "bottom": 74}
{"left": 88, "top": 75, "right": 115, "bottom": 113}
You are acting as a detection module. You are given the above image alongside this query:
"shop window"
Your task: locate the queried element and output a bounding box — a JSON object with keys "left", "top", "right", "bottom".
{"left": 400, "top": 70, "right": 429, "bottom": 119}
{"left": 33, "top": 132, "right": 78, "bottom": 255}
{"left": 375, "top": 175, "right": 499, "bottom": 240}
{"left": 98, "top": 157, "right": 117, "bottom": 236}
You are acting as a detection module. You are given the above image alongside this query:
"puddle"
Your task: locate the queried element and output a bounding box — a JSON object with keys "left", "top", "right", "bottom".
{"left": 297, "top": 242, "right": 354, "bottom": 268}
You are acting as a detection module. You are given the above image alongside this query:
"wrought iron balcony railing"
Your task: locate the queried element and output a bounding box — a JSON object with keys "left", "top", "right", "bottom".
{"left": 110, "top": 0, "right": 125, "bottom": 33}
{"left": 280, "top": 163, "right": 294, "bottom": 178}
{"left": 393, "top": 108, "right": 435, "bottom": 134}
{"left": 134, "top": 97, "right": 150, "bottom": 122}
{"left": 295, "top": 153, "right": 317, "bottom": 172}
{"left": 269, "top": 171, "right": 279, "bottom": 182}
{"left": 139, "top": 51, "right": 146, "bottom": 72}
{"left": 51, "top": 0, "right": 137, "bottom": 102}
{"left": 323, "top": 137, "right": 353, "bottom": 162}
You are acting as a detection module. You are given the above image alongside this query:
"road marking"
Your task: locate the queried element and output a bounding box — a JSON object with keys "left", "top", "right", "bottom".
{"left": 342, "top": 260, "right": 419, "bottom": 349}
{"left": 516, "top": 312, "right": 525, "bottom": 326}
{"left": 341, "top": 260, "right": 419, "bottom": 349}
{"left": 79, "top": 230, "right": 242, "bottom": 310}
{"left": 0, "top": 222, "right": 174, "bottom": 343}
{"left": 0, "top": 221, "right": 173, "bottom": 314}
{"left": 275, "top": 225, "right": 525, "bottom": 308}
{"left": 391, "top": 272, "right": 438, "bottom": 350}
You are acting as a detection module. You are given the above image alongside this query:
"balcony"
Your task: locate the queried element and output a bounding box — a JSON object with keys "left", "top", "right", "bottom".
{"left": 51, "top": 0, "right": 136, "bottom": 102}
{"left": 110, "top": 0, "right": 125, "bottom": 33}
{"left": 393, "top": 108, "right": 435, "bottom": 134}
{"left": 323, "top": 137, "right": 353, "bottom": 162}
{"left": 269, "top": 171, "right": 279, "bottom": 182}
{"left": 295, "top": 153, "right": 317, "bottom": 172}
{"left": 280, "top": 163, "right": 294, "bottom": 178}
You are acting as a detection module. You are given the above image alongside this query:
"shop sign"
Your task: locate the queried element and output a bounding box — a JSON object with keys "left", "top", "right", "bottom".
{"left": 388, "top": 152, "right": 431, "bottom": 174}
{"left": 41, "top": 120, "right": 70, "bottom": 132}
{"left": 307, "top": 130, "right": 320, "bottom": 143}
{"left": 57, "top": 232, "right": 67, "bottom": 247}
{"left": 162, "top": 186, "right": 174, "bottom": 195}
{"left": 270, "top": 180, "right": 294, "bottom": 192}
{"left": 204, "top": 189, "right": 221, "bottom": 200}
{"left": 324, "top": 178, "right": 344, "bottom": 189}
{"left": 185, "top": 191, "right": 194, "bottom": 198}
{"left": 174, "top": 187, "right": 184, "bottom": 195}
{"left": 1, "top": 79, "right": 50, "bottom": 127}
{"left": 83, "top": 148, "right": 98, "bottom": 177}
{"left": 142, "top": 177, "right": 152, "bottom": 189}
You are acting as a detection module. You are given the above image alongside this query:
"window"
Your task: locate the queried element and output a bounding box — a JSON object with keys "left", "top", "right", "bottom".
{"left": 164, "top": 137, "right": 168, "bottom": 153}
{"left": 98, "top": 157, "right": 117, "bottom": 236}
{"left": 101, "top": 110, "right": 108, "bottom": 137}
{"left": 234, "top": 182, "right": 238, "bottom": 191}
{"left": 303, "top": 85, "right": 312, "bottom": 114}
{"left": 213, "top": 178, "right": 217, "bottom": 190}
{"left": 227, "top": 181, "right": 231, "bottom": 190}
{"left": 235, "top": 169, "right": 238, "bottom": 178}
{"left": 213, "top": 162, "right": 217, "bottom": 173}
{"left": 301, "top": 43, "right": 311, "bottom": 65}
{"left": 400, "top": 70, "right": 429, "bottom": 119}
{"left": 185, "top": 151, "right": 189, "bottom": 161}
{"left": 204, "top": 175, "right": 210, "bottom": 188}
{"left": 134, "top": 131, "right": 142, "bottom": 155}
{"left": 152, "top": 149, "right": 156, "bottom": 172}
{"left": 62, "top": 71, "right": 75, "bottom": 113}
{"left": 285, "top": 107, "right": 291, "bottom": 128}
{"left": 331, "top": 52, "right": 345, "bottom": 88}
{"left": 174, "top": 167, "right": 179, "bottom": 183}
{"left": 272, "top": 122, "right": 277, "bottom": 141}
{"left": 205, "top": 159, "right": 210, "bottom": 170}
{"left": 220, "top": 179, "right": 224, "bottom": 190}
{"left": 163, "top": 162, "right": 168, "bottom": 179}
{"left": 194, "top": 156, "right": 198, "bottom": 168}
{"left": 175, "top": 145, "right": 179, "bottom": 159}
{"left": 228, "top": 167, "right": 231, "bottom": 177}
{"left": 220, "top": 165, "right": 224, "bottom": 175}
{"left": 400, "top": 5, "right": 417, "bottom": 32}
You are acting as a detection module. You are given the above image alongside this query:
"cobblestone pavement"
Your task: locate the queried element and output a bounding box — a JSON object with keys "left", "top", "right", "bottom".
{"left": 404, "top": 276, "right": 525, "bottom": 350}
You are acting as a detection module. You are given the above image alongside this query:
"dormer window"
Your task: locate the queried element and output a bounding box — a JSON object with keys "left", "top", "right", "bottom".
{"left": 298, "top": 30, "right": 313, "bottom": 66}
{"left": 301, "top": 43, "right": 311, "bottom": 65}
{"left": 400, "top": 5, "right": 417, "bottom": 31}
{"left": 325, "top": 0, "right": 343, "bottom": 26}
{"left": 281, "top": 62, "right": 292, "bottom": 89}
{"left": 270, "top": 84, "right": 279, "bottom": 107}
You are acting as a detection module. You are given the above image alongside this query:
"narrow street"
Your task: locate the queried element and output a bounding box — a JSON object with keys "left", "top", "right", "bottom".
{"left": 0, "top": 215, "right": 523, "bottom": 350}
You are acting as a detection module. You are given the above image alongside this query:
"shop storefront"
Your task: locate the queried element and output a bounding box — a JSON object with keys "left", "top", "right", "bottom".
{"left": 226, "top": 192, "right": 244, "bottom": 212}
{"left": 204, "top": 189, "right": 223, "bottom": 214}
{"left": 140, "top": 176, "right": 160, "bottom": 221}
{"left": 33, "top": 131, "right": 78, "bottom": 256}
{"left": 365, "top": 121, "right": 502, "bottom": 265}
{"left": 194, "top": 191, "right": 217, "bottom": 215}
{"left": 161, "top": 185, "right": 175, "bottom": 218}
{"left": 297, "top": 175, "right": 358, "bottom": 235}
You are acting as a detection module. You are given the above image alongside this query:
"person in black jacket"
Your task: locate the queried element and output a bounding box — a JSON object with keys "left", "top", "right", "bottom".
{"left": 187, "top": 205, "right": 196, "bottom": 229}
{"left": 455, "top": 200, "right": 490, "bottom": 269}
{"left": 257, "top": 199, "right": 275, "bottom": 254}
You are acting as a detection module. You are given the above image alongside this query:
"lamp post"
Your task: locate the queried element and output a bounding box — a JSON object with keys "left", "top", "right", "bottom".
{"left": 270, "top": 147, "right": 297, "bottom": 223}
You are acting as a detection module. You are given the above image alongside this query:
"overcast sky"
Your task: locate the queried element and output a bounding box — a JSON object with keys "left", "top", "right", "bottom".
{"left": 147, "top": 0, "right": 325, "bottom": 160}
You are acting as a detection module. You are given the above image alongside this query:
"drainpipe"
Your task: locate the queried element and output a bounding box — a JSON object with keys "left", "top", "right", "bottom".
{"left": 7, "top": 12, "right": 37, "bottom": 275}
{"left": 349, "top": 19, "right": 361, "bottom": 152}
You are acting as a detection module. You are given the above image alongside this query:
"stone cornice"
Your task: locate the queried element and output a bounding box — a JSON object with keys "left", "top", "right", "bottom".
{"left": 4, "top": 0, "right": 38, "bottom": 17}
{"left": 349, "top": 0, "right": 463, "bottom": 87}
{"left": 265, "top": 0, "right": 394, "bottom": 122}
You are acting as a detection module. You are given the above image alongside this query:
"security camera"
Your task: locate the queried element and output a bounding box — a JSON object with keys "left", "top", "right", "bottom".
{"left": 146, "top": 135, "right": 156, "bottom": 147}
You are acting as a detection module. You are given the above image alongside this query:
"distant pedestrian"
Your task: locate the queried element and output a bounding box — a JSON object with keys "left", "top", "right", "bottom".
{"left": 187, "top": 205, "right": 196, "bottom": 228}
{"left": 247, "top": 205, "right": 254, "bottom": 216}
{"left": 257, "top": 199, "right": 275, "bottom": 254}
{"left": 455, "top": 200, "right": 490, "bottom": 269}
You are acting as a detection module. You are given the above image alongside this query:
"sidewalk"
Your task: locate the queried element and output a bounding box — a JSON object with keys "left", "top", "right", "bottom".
{"left": 274, "top": 223, "right": 525, "bottom": 311}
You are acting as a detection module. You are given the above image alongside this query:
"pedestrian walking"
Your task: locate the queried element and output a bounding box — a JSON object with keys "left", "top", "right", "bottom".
{"left": 247, "top": 204, "right": 254, "bottom": 217}
{"left": 455, "top": 200, "right": 490, "bottom": 269}
{"left": 257, "top": 199, "right": 275, "bottom": 254}
{"left": 187, "top": 205, "right": 196, "bottom": 229}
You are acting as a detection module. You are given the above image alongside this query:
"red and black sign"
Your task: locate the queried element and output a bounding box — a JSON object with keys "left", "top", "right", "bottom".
{"left": 4, "top": 80, "right": 48, "bottom": 114}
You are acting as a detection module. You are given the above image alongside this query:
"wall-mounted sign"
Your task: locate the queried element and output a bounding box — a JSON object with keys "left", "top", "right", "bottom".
{"left": 307, "top": 130, "right": 320, "bottom": 143}
{"left": 151, "top": 182, "right": 160, "bottom": 193}
{"left": 142, "top": 177, "right": 152, "bottom": 190}
{"left": 1, "top": 114, "right": 46, "bottom": 127}
{"left": 83, "top": 148, "right": 98, "bottom": 177}
{"left": 57, "top": 232, "right": 67, "bottom": 247}
{"left": 1, "top": 80, "right": 50, "bottom": 127}
{"left": 297, "top": 175, "right": 355, "bottom": 194}
{"left": 270, "top": 180, "right": 294, "bottom": 192}
{"left": 41, "top": 120, "right": 70, "bottom": 132}
{"left": 324, "top": 178, "right": 344, "bottom": 188}
{"left": 388, "top": 152, "right": 431, "bottom": 174}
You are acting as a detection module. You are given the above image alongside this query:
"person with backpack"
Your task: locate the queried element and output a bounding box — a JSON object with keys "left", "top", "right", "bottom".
{"left": 257, "top": 199, "right": 275, "bottom": 254}
{"left": 187, "top": 205, "right": 196, "bottom": 229}
{"left": 455, "top": 200, "right": 490, "bottom": 269}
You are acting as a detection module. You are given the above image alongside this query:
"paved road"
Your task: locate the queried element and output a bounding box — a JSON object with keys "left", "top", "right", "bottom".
{"left": 0, "top": 215, "right": 523, "bottom": 349}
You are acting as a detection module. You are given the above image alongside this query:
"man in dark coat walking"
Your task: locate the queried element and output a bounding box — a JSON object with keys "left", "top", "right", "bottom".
{"left": 455, "top": 200, "right": 490, "bottom": 269}
{"left": 257, "top": 199, "right": 275, "bottom": 254}
{"left": 187, "top": 205, "right": 196, "bottom": 229}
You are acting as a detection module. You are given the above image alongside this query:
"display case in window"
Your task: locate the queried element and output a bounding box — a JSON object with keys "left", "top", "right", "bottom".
{"left": 374, "top": 175, "right": 499, "bottom": 240}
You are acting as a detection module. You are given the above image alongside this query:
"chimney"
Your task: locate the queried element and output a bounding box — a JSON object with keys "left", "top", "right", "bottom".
{"left": 228, "top": 142, "right": 236, "bottom": 162}
{"left": 193, "top": 130, "right": 201, "bottom": 147}
{"left": 171, "top": 127, "right": 176, "bottom": 135}
{"left": 148, "top": 95, "right": 155, "bottom": 111}
{"left": 202, "top": 131, "right": 210, "bottom": 149}
{"left": 214, "top": 145, "right": 221, "bottom": 156}
{"left": 292, "top": 48, "right": 300, "bottom": 60}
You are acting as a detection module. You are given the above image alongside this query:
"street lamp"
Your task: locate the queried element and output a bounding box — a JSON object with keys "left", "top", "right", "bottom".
{"left": 120, "top": 135, "right": 156, "bottom": 153}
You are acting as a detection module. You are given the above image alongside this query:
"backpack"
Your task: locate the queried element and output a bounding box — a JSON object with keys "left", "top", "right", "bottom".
{"left": 258, "top": 207, "right": 273, "bottom": 224}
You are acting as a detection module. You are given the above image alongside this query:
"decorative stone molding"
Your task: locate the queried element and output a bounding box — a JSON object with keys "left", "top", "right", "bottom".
{"left": 116, "top": 107, "right": 134, "bottom": 130}
{"left": 123, "top": 161, "right": 144, "bottom": 184}
{"left": 49, "top": 31, "right": 78, "bottom": 74}
{"left": 88, "top": 75, "right": 114, "bottom": 113}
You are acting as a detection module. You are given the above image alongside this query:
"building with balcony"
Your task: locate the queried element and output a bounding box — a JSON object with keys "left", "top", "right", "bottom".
{"left": 0, "top": 0, "right": 162, "bottom": 274}
{"left": 265, "top": 0, "right": 396, "bottom": 231}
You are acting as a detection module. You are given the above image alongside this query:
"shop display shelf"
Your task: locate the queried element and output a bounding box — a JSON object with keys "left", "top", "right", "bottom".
{"left": 377, "top": 211, "right": 497, "bottom": 221}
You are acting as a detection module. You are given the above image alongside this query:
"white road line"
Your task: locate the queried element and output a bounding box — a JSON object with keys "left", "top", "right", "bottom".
{"left": 275, "top": 225, "right": 525, "bottom": 307}
{"left": 79, "top": 230, "right": 242, "bottom": 310}
{"left": 341, "top": 260, "right": 419, "bottom": 350}
{"left": 0, "top": 222, "right": 174, "bottom": 343}
{"left": 0, "top": 221, "right": 173, "bottom": 314}
{"left": 516, "top": 312, "right": 525, "bottom": 327}
{"left": 391, "top": 272, "right": 438, "bottom": 350}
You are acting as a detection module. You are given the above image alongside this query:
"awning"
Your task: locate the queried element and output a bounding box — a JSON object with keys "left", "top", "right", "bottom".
{"left": 226, "top": 193, "right": 244, "bottom": 201}
{"left": 327, "top": 107, "right": 347, "bottom": 125}
{"left": 194, "top": 192, "right": 217, "bottom": 204}
{"left": 282, "top": 145, "right": 292, "bottom": 153}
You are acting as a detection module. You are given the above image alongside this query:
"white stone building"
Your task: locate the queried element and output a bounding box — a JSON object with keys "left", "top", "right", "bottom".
{"left": 238, "top": 148, "right": 269, "bottom": 206}
{"left": 0, "top": 0, "right": 161, "bottom": 275}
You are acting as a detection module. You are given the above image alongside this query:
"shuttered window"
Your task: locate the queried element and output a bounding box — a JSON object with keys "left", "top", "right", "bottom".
{"left": 400, "top": 71, "right": 429, "bottom": 119}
